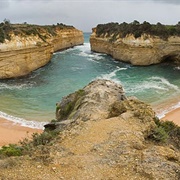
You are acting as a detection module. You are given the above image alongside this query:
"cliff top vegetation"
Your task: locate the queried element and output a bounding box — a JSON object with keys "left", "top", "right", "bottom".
{"left": 95, "top": 20, "right": 180, "bottom": 41}
{"left": 0, "top": 19, "right": 75, "bottom": 43}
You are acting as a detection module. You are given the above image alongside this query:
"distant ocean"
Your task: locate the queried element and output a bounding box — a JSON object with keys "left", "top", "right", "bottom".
{"left": 0, "top": 33, "right": 180, "bottom": 129}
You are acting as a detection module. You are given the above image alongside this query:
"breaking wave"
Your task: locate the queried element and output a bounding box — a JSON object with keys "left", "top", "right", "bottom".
{"left": 95, "top": 67, "right": 127, "bottom": 84}
{"left": 126, "top": 76, "right": 179, "bottom": 94}
{"left": 0, "top": 111, "right": 46, "bottom": 129}
{"left": 0, "top": 82, "right": 34, "bottom": 90}
{"left": 157, "top": 101, "right": 180, "bottom": 119}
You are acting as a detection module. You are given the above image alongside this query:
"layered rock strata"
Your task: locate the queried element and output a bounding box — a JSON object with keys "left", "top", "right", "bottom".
{"left": 90, "top": 29, "right": 180, "bottom": 65}
{"left": 0, "top": 27, "right": 83, "bottom": 79}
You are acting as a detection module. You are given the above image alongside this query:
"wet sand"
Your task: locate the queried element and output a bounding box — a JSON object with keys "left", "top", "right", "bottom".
{"left": 0, "top": 118, "right": 43, "bottom": 146}
{"left": 161, "top": 107, "right": 180, "bottom": 126}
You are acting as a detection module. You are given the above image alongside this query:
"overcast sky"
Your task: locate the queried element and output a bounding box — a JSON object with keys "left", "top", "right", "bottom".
{"left": 0, "top": 0, "right": 180, "bottom": 32}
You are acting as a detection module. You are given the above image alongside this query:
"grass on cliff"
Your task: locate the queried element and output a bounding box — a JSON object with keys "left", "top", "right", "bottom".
{"left": 96, "top": 21, "right": 180, "bottom": 41}
{"left": 0, "top": 20, "right": 74, "bottom": 43}
{"left": 56, "top": 89, "right": 86, "bottom": 120}
{"left": 148, "top": 117, "right": 180, "bottom": 148}
{"left": 0, "top": 130, "right": 59, "bottom": 159}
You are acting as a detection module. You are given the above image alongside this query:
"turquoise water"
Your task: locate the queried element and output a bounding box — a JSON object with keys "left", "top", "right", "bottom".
{"left": 0, "top": 33, "right": 180, "bottom": 128}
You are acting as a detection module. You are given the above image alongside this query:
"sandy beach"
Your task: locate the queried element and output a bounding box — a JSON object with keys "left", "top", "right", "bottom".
{"left": 161, "top": 107, "right": 180, "bottom": 126}
{"left": 0, "top": 107, "right": 179, "bottom": 147}
{"left": 0, "top": 118, "right": 43, "bottom": 146}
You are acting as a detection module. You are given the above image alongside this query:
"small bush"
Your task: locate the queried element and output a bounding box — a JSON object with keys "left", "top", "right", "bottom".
{"left": 0, "top": 27, "right": 5, "bottom": 43}
{"left": 150, "top": 126, "right": 169, "bottom": 142}
{"left": 0, "top": 130, "right": 59, "bottom": 158}
{"left": 0, "top": 144, "right": 22, "bottom": 157}
{"left": 148, "top": 117, "right": 180, "bottom": 148}
{"left": 19, "top": 130, "right": 59, "bottom": 152}
{"left": 31, "top": 131, "right": 58, "bottom": 146}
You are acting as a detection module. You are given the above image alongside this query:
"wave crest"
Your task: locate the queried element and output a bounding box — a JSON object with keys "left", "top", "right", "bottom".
{"left": 0, "top": 111, "right": 46, "bottom": 129}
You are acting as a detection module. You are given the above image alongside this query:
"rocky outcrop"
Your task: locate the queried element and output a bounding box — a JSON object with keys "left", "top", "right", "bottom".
{"left": 0, "top": 79, "right": 179, "bottom": 179}
{"left": 90, "top": 28, "right": 180, "bottom": 65}
{"left": 0, "top": 26, "right": 84, "bottom": 79}
{"left": 45, "top": 79, "right": 180, "bottom": 179}
{"left": 55, "top": 79, "right": 127, "bottom": 122}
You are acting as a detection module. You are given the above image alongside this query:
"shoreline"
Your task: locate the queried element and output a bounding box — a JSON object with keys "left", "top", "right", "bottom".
{"left": 0, "top": 117, "right": 43, "bottom": 146}
{"left": 0, "top": 102, "right": 180, "bottom": 147}
{"left": 161, "top": 107, "right": 180, "bottom": 126}
{"left": 0, "top": 105, "right": 179, "bottom": 147}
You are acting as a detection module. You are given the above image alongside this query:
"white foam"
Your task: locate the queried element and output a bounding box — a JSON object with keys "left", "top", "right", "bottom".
{"left": 71, "top": 43, "right": 91, "bottom": 55}
{"left": 54, "top": 45, "right": 77, "bottom": 54}
{"left": 71, "top": 67, "right": 84, "bottom": 71}
{"left": 150, "top": 76, "right": 179, "bottom": 91}
{"left": 126, "top": 76, "right": 179, "bottom": 94}
{"left": 95, "top": 67, "right": 127, "bottom": 84}
{"left": 87, "top": 58, "right": 100, "bottom": 63}
{"left": 77, "top": 43, "right": 103, "bottom": 60}
{"left": 102, "top": 67, "right": 127, "bottom": 79}
{"left": 126, "top": 82, "right": 167, "bottom": 94}
{"left": 0, "top": 111, "right": 46, "bottom": 129}
{"left": 156, "top": 101, "right": 180, "bottom": 119}
{"left": 54, "top": 43, "right": 104, "bottom": 63}
{"left": 0, "top": 82, "right": 33, "bottom": 90}
{"left": 174, "top": 66, "right": 180, "bottom": 70}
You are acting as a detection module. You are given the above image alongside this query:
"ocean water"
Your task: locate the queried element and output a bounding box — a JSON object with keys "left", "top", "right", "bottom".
{"left": 0, "top": 33, "right": 180, "bottom": 128}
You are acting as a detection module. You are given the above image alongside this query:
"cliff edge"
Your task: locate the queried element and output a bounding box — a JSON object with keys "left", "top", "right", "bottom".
{"left": 0, "top": 22, "right": 84, "bottom": 79}
{"left": 0, "top": 79, "right": 179, "bottom": 179}
{"left": 90, "top": 22, "right": 180, "bottom": 65}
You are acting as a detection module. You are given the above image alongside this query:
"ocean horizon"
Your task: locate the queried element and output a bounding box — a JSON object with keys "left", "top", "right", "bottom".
{"left": 0, "top": 33, "right": 180, "bottom": 129}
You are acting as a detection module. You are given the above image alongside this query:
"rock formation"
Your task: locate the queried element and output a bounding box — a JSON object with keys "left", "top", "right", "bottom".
{"left": 0, "top": 79, "right": 179, "bottom": 179}
{"left": 90, "top": 23, "right": 180, "bottom": 66}
{"left": 0, "top": 23, "right": 84, "bottom": 79}
{"left": 44, "top": 79, "right": 179, "bottom": 179}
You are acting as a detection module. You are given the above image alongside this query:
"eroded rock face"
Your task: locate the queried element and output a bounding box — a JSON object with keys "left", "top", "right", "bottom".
{"left": 90, "top": 29, "right": 180, "bottom": 65}
{"left": 56, "top": 79, "right": 127, "bottom": 121}
{"left": 0, "top": 28, "right": 84, "bottom": 79}
{"left": 55, "top": 79, "right": 156, "bottom": 133}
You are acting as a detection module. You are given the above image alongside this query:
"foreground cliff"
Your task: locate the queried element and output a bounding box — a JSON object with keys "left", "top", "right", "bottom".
{"left": 0, "top": 79, "right": 179, "bottom": 179}
{"left": 0, "top": 22, "right": 84, "bottom": 79}
{"left": 90, "top": 22, "right": 180, "bottom": 65}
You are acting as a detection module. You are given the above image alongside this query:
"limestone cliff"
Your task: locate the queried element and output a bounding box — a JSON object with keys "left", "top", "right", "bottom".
{"left": 0, "top": 79, "right": 179, "bottom": 179}
{"left": 90, "top": 22, "right": 180, "bottom": 65}
{"left": 0, "top": 23, "right": 84, "bottom": 79}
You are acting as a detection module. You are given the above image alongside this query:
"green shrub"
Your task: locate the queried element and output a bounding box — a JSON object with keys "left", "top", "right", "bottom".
{"left": 0, "top": 144, "right": 22, "bottom": 157}
{"left": 148, "top": 117, "right": 180, "bottom": 147}
{"left": 20, "top": 130, "right": 59, "bottom": 150}
{"left": 96, "top": 21, "right": 180, "bottom": 40}
{"left": 31, "top": 131, "right": 58, "bottom": 146}
{"left": 0, "top": 28, "right": 5, "bottom": 43}
{"left": 150, "top": 126, "right": 169, "bottom": 142}
{"left": 0, "top": 21, "right": 75, "bottom": 44}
